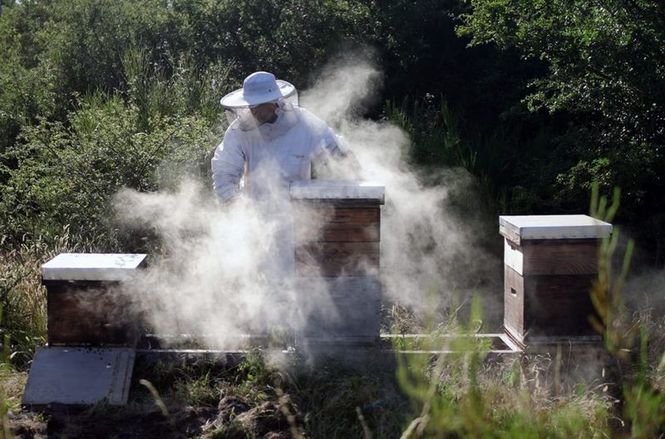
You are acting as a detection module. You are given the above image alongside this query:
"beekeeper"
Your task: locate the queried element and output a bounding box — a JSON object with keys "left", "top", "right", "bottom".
{"left": 211, "top": 71, "right": 353, "bottom": 202}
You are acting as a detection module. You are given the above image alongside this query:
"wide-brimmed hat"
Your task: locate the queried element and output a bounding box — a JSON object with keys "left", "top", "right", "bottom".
{"left": 220, "top": 71, "right": 296, "bottom": 108}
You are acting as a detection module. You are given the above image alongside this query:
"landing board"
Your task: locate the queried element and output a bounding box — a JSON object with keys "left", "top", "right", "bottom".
{"left": 22, "top": 347, "right": 135, "bottom": 405}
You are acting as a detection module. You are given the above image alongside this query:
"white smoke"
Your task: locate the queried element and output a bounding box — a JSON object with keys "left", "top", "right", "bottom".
{"left": 624, "top": 268, "right": 665, "bottom": 319}
{"left": 115, "top": 179, "right": 342, "bottom": 348}
{"left": 113, "top": 52, "right": 502, "bottom": 349}
{"left": 303, "top": 56, "right": 502, "bottom": 321}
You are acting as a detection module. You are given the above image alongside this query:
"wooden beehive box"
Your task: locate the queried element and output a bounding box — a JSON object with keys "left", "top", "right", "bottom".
{"left": 42, "top": 253, "right": 147, "bottom": 347}
{"left": 499, "top": 215, "right": 612, "bottom": 346}
{"left": 290, "top": 180, "right": 384, "bottom": 343}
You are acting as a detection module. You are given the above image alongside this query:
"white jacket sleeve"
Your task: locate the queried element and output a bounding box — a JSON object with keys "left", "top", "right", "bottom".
{"left": 319, "top": 128, "right": 359, "bottom": 167}
{"left": 310, "top": 126, "right": 361, "bottom": 180}
{"left": 211, "top": 133, "right": 245, "bottom": 202}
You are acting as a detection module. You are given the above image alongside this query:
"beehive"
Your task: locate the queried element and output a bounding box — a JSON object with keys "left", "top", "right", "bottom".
{"left": 290, "top": 180, "right": 384, "bottom": 343}
{"left": 499, "top": 215, "right": 612, "bottom": 346}
{"left": 41, "top": 253, "right": 147, "bottom": 346}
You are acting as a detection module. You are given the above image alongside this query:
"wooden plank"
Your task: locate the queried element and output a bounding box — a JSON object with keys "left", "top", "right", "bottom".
{"left": 523, "top": 274, "right": 598, "bottom": 338}
{"left": 295, "top": 242, "right": 379, "bottom": 276}
{"left": 504, "top": 239, "right": 524, "bottom": 275}
{"left": 522, "top": 239, "right": 599, "bottom": 275}
{"left": 499, "top": 224, "right": 521, "bottom": 246}
{"left": 328, "top": 207, "right": 380, "bottom": 224}
{"left": 504, "top": 265, "right": 599, "bottom": 341}
{"left": 319, "top": 223, "right": 380, "bottom": 242}
{"left": 47, "top": 283, "right": 138, "bottom": 346}
{"left": 294, "top": 206, "right": 380, "bottom": 242}
{"left": 503, "top": 265, "right": 525, "bottom": 340}
{"left": 299, "top": 206, "right": 379, "bottom": 225}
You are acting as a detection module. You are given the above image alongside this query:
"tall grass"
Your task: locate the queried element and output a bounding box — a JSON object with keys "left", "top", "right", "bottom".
{"left": 588, "top": 184, "right": 665, "bottom": 438}
{"left": 395, "top": 297, "right": 612, "bottom": 438}
{"left": 391, "top": 184, "right": 664, "bottom": 438}
{"left": 0, "top": 228, "right": 80, "bottom": 369}
{"left": 1, "top": 305, "right": 14, "bottom": 439}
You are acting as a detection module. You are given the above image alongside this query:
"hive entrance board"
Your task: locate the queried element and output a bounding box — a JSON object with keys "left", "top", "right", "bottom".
{"left": 22, "top": 347, "right": 135, "bottom": 406}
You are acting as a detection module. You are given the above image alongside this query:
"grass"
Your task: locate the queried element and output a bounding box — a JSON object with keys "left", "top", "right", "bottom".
{"left": 121, "top": 341, "right": 624, "bottom": 438}
{"left": 0, "top": 190, "right": 664, "bottom": 437}
{"left": 1, "top": 310, "right": 663, "bottom": 438}
{"left": 0, "top": 229, "right": 84, "bottom": 370}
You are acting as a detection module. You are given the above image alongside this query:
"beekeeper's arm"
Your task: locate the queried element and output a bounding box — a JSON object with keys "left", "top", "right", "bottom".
{"left": 313, "top": 127, "right": 361, "bottom": 179}
{"left": 320, "top": 126, "right": 351, "bottom": 157}
{"left": 211, "top": 133, "right": 245, "bottom": 202}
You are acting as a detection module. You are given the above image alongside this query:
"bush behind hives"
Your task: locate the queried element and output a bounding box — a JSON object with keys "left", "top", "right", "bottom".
{"left": 0, "top": 94, "right": 217, "bottom": 251}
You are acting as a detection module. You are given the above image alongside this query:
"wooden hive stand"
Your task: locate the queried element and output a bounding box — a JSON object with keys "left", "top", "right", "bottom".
{"left": 499, "top": 215, "right": 612, "bottom": 349}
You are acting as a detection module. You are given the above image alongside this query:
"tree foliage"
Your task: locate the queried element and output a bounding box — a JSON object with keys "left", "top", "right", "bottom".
{"left": 459, "top": 0, "right": 665, "bottom": 253}
{"left": 1, "top": 0, "right": 665, "bottom": 260}
{"left": 0, "top": 0, "right": 376, "bottom": 247}
{"left": 1, "top": 95, "right": 214, "bottom": 248}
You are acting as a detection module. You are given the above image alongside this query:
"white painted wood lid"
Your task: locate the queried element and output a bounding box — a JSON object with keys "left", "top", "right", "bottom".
{"left": 500, "top": 215, "right": 612, "bottom": 241}
{"left": 290, "top": 180, "right": 384, "bottom": 203}
{"left": 41, "top": 253, "right": 147, "bottom": 281}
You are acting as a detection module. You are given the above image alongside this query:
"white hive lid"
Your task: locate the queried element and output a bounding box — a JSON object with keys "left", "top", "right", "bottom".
{"left": 500, "top": 215, "right": 612, "bottom": 243}
{"left": 290, "top": 180, "right": 385, "bottom": 203}
{"left": 41, "top": 253, "right": 147, "bottom": 281}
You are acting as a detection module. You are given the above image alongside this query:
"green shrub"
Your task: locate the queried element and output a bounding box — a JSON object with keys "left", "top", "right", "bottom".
{"left": 0, "top": 5, "right": 56, "bottom": 160}
{"left": 0, "top": 95, "right": 216, "bottom": 249}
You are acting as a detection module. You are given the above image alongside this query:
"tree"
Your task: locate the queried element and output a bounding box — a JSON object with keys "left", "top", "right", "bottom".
{"left": 459, "top": 0, "right": 665, "bottom": 260}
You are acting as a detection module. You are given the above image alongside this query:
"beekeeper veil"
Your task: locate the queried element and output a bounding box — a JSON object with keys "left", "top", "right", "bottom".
{"left": 220, "top": 71, "right": 299, "bottom": 131}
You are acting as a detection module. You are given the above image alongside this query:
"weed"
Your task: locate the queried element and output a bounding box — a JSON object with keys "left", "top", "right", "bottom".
{"left": 395, "top": 295, "right": 614, "bottom": 438}
{"left": 589, "top": 183, "right": 665, "bottom": 437}
{"left": 208, "top": 418, "right": 250, "bottom": 438}
{"left": 174, "top": 371, "right": 220, "bottom": 407}
{"left": 0, "top": 229, "right": 79, "bottom": 369}
{"left": 0, "top": 304, "right": 19, "bottom": 439}
{"left": 139, "top": 379, "right": 170, "bottom": 419}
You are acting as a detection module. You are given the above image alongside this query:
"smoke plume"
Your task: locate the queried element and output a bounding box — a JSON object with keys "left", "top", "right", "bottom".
{"left": 302, "top": 55, "right": 502, "bottom": 320}
{"left": 113, "top": 52, "right": 502, "bottom": 349}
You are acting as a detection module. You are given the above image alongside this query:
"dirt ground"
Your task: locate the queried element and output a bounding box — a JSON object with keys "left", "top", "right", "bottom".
{"left": 4, "top": 355, "right": 281, "bottom": 438}
{"left": 5, "top": 352, "right": 406, "bottom": 438}
{"left": 9, "top": 392, "right": 300, "bottom": 438}
{"left": 8, "top": 373, "right": 302, "bottom": 438}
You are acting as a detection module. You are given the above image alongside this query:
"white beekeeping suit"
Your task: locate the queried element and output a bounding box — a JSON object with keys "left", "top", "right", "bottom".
{"left": 211, "top": 71, "right": 351, "bottom": 283}
{"left": 211, "top": 71, "right": 350, "bottom": 203}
